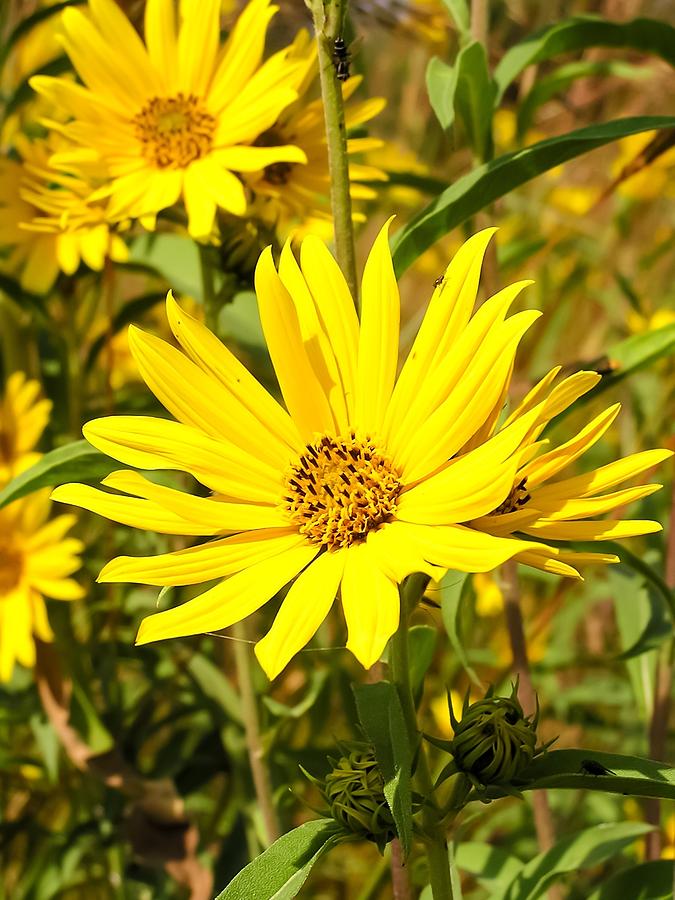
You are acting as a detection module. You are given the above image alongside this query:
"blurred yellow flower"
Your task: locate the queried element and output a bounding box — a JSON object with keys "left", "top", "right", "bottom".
{"left": 0, "top": 139, "right": 127, "bottom": 293}
{"left": 31, "top": 0, "right": 306, "bottom": 238}
{"left": 54, "top": 227, "right": 556, "bottom": 679}
{"left": 0, "top": 371, "right": 51, "bottom": 484}
{"left": 627, "top": 308, "right": 675, "bottom": 335}
{"left": 473, "top": 572, "right": 503, "bottom": 617}
{"left": 0, "top": 491, "right": 84, "bottom": 682}
{"left": 470, "top": 366, "right": 671, "bottom": 576}
{"left": 613, "top": 131, "right": 675, "bottom": 201}
{"left": 245, "top": 31, "right": 386, "bottom": 235}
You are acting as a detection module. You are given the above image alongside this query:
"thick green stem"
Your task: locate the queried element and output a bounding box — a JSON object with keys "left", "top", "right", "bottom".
{"left": 199, "top": 243, "right": 220, "bottom": 333}
{"left": 389, "top": 575, "right": 454, "bottom": 900}
{"left": 310, "top": 0, "right": 359, "bottom": 305}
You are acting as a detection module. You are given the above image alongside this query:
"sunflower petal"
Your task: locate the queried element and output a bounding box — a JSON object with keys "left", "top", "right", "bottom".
{"left": 341, "top": 543, "right": 399, "bottom": 669}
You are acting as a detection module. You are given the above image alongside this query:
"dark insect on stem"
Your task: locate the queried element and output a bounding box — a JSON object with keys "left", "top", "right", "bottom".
{"left": 578, "top": 759, "right": 617, "bottom": 776}
{"left": 434, "top": 274, "right": 444, "bottom": 287}
{"left": 333, "top": 37, "right": 350, "bottom": 81}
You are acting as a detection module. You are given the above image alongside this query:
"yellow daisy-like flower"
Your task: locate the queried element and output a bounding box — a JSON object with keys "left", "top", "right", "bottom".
{"left": 31, "top": 0, "right": 306, "bottom": 238}
{"left": 0, "top": 371, "right": 52, "bottom": 484}
{"left": 0, "top": 141, "right": 127, "bottom": 293}
{"left": 470, "top": 366, "right": 671, "bottom": 577}
{"left": 244, "top": 31, "right": 386, "bottom": 232}
{"left": 0, "top": 491, "right": 84, "bottom": 681}
{"left": 53, "top": 226, "right": 565, "bottom": 679}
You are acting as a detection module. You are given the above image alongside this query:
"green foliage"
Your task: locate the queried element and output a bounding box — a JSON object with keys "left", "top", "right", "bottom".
{"left": 391, "top": 116, "right": 675, "bottom": 275}
{"left": 214, "top": 819, "right": 343, "bottom": 900}
{"left": 586, "top": 860, "right": 675, "bottom": 900}
{"left": 0, "top": 440, "right": 115, "bottom": 508}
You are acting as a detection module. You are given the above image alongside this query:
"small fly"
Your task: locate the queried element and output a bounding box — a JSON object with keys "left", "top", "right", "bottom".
{"left": 579, "top": 759, "right": 616, "bottom": 776}
{"left": 434, "top": 274, "right": 444, "bottom": 288}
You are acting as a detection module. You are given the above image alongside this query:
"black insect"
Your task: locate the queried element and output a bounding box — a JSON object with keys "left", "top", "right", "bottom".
{"left": 433, "top": 274, "right": 445, "bottom": 287}
{"left": 333, "top": 37, "right": 351, "bottom": 82}
{"left": 579, "top": 759, "right": 616, "bottom": 777}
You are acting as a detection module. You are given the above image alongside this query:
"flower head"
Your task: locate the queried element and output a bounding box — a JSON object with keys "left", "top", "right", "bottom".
{"left": 0, "top": 492, "right": 84, "bottom": 682}
{"left": 469, "top": 366, "right": 672, "bottom": 577}
{"left": 0, "top": 371, "right": 52, "bottom": 484}
{"left": 31, "top": 0, "right": 307, "bottom": 237}
{"left": 53, "top": 225, "right": 564, "bottom": 679}
{"left": 244, "top": 31, "right": 386, "bottom": 234}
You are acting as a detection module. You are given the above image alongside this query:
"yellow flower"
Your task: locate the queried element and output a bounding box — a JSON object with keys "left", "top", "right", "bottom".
{"left": 31, "top": 0, "right": 306, "bottom": 238}
{"left": 627, "top": 308, "right": 675, "bottom": 335}
{"left": 470, "top": 366, "right": 671, "bottom": 577}
{"left": 0, "top": 491, "right": 84, "bottom": 681}
{"left": 473, "top": 572, "right": 503, "bottom": 617}
{"left": 244, "top": 31, "right": 386, "bottom": 234}
{"left": 0, "top": 371, "right": 52, "bottom": 484}
{"left": 0, "top": 139, "right": 127, "bottom": 293}
{"left": 612, "top": 131, "right": 675, "bottom": 201}
{"left": 53, "top": 226, "right": 560, "bottom": 679}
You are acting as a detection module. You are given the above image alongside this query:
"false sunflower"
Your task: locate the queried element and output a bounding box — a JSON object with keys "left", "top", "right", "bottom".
{"left": 31, "top": 0, "right": 306, "bottom": 238}
{"left": 54, "top": 226, "right": 563, "bottom": 679}
{"left": 0, "top": 141, "right": 127, "bottom": 293}
{"left": 245, "top": 31, "right": 386, "bottom": 233}
{"left": 0, "top": 371, "right": 52, "bottom": 483}
{"left": 469, "top": 367, "right": 671, "bottom": 576}
{"left": 0, "top": 490, "right": 84, "bottom": 682}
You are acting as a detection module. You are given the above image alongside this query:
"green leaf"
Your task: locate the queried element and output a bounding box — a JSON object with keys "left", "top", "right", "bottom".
{"left": 408, "top": 625, "right": 437, "bottom": 698}
{"left": 514, "top": 749, "right": 675, "bottom": 800}
{"left": 187, "top": 654, "right": 243, "bottom": 724}
{"left": 69, "top": 682, "right": 114, "bottom": 756}
{"left": 263, "top": 670, "right": 329, "bottom": 719}
{"left": 439, "top": 0, "right": 469, "bottom": 38}
{"left": 586, "top": 860, "right": 675, "bottom": 900}
{"left": 130, "top": 232, "right": 200, "bottom": 298}
{"left": 0, "top": 441, "right": 116, "bottom": 508}
{"left": 426, "top": 57, "right": 458, "bottom": 132}
{"left": 352, "top": 681, "right": 413, "bottom": 856}
{"left": 494, "top": 16, "right": 675, "bottom": 103}
{"left": 593, "top": 322, "right": 675, "bottom": 395}
{"left": 390, "top": 116, "right": 675, "bottom": 277}
{"left": 440, "top": 570, "right": 481, "bottom": 686}
{"left": 500, "top": 822, "right": 653, "bottom": 900}
{"left": 215, "top": 819, "right": 342, "bottom": 900}
{"left": 516, "top": 60, "right": 645, "bottom": 138}
{"left": 455, "top": 841, "right": 523, "bottom": 891}
{"left": 453, "top": 41, "right": 495, "bottom": 160}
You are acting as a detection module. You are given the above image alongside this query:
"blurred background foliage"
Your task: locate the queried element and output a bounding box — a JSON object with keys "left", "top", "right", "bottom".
{"left": 0, "top": 0, "right": 674, "bottom": 897}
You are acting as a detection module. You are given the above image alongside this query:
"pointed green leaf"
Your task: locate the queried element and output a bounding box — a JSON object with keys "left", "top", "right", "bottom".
{"left": 453, "top": 41, "right": 495, "bottom": 160}
{"left": 409, "top": 625, "right": 438, "bottom": 698}
{"left": 0, "top": 441, "right": 116, "bottom": 508}
{"left": 215, "top": 819, "right": 342, "bottom": 900}
{"left": 455, "top": 841, "right": 523, "bottom": 891}
{"left": 391, "top": 116, "right": 675, "bottom": 276}
{"left": 500, "top": 822, "right": 653, "bottom": 900}
{"left": 494, "top": 16, "right": 675, "bottom": 103}
{"left": 440, "top": 570, "right": 481, "bottom": 686}
{"left": 352, "top": 681, "right": 413, "bottom": 856}
{"left": 514, "top": 749, "right": 675, "bottom": 800}
{"left": 587, "top": 860, "right": 675, "bottom": 900}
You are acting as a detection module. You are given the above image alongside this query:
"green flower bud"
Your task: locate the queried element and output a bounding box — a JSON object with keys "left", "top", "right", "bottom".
{"left": 322, "top": 744, "right": 395, "bottom": 849}
{"left": 448, "top": 682, "right": 540, "bottom": 789}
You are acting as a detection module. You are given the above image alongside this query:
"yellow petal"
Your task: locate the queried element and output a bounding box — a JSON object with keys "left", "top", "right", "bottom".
{"left": 82, "top": 416, "right": 281, "bottom": 503}
{"left": 383, "top": 228, "right": 497, "bottom": 445}
{"left": 524, "top": 519, "right": 662, "bottom": 541}
{"left": 31, "top": 578, "right": 85, "bottom": 601}
{"left": 355, "top": 218, "right": 399, "bottom": 435}
{"left": 145, "top": 0, "right": 176, "bottom": 88}
{"left": 127, "top": 325, "right": 291, "bottom": 470}
{"left": 341, "top": 542, "right": 399, "bottom": 670}
{"left": 102, "top": 470, "right": 288, "bottom": 533}
{"left": 255, "top": 247, "right": 335, "bottom": 440}
{"left": 515, "top": 549, "right": 583, "bottom": 579}
{"left": 183, "top": 161, "right": 219, "bottom": 236}
{"left": 213, "top": 145, "right": 307, "bottom": 171}
{"left": 177, "top": 0, "right": 219, "bottom": 95}
{"left": 136, "top": 542, "right": 318, "bottom": 644}
{"left": 100, "top": 529, "right": 303, "bottom": 585}
{"left": 535, "top": 483, "right": 661, "bottom": 521}
{"left": 255, "top": 548, "right": 345, "bottom": 679}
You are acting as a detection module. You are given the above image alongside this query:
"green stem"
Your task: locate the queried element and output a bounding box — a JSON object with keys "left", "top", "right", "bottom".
{"left": 199, "top": 243, "right": 219, "bottom": 333}
{"left": 389, "top": 574, "right": 454, "bottom": 900}
{"left": 310, "top": 0, "right": 359, "bottom": 305}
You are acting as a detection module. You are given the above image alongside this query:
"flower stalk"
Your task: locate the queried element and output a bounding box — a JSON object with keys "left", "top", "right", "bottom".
{"left": 390, "top": 574, "right": 454, "bottom": 900}
{"left": 310, "top": 0, "right": 359, "bottom": 305}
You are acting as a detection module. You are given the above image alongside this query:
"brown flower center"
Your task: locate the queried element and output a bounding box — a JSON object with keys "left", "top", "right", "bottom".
{"left": 492, "top": 477, "right": 531, "bottom": 516}
{"left": 0, "top": 544, "right": 23, "bottom": 595}
{"left": 133, "top": 93, "right": 216, "bottom": 168}
{"left": 284, "top": 435, "right": 401, "bottom": 550}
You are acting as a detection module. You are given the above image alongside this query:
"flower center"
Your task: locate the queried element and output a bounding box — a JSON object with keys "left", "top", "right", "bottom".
{"left": 133, "top": 93, "right": 216, "bottom": 168}
{"left": 0, "top": 544, "right": 23, "bottom": 595}
{"left": 254, "top": 127, "right": 297, "bottom": 187}
{"left": 284, "top": 434, "right": 401, "bottom": 550}
{"left": 492, "top": 476, "right": 531, "bottom": 516}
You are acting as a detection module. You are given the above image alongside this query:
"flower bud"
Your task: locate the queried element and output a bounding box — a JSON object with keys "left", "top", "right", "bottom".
{"left": 322, "top": 744, "right": 395, "bottom": 849}
{"left": 448, "top": 682, "right": 539, "bottom": 789}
